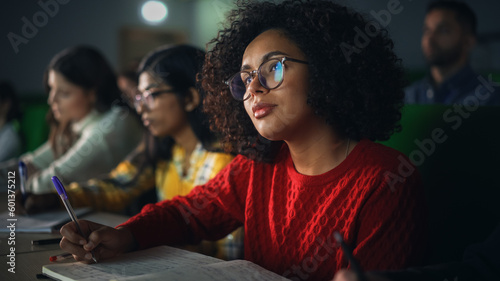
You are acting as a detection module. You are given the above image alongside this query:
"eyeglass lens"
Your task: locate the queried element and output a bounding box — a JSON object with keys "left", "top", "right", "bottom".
{"left": 231, "top": 59, "right": 284, "bottom": 100}
{"left": 133, "top": 94, "right": 154, "bottom": 111}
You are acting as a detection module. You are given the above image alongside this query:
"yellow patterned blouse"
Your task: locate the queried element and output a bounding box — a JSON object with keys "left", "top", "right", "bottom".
{"left": 156, "top": 142, "right": 233, "bottom": 201}
{"left": 64, "top": 141, "right": 240, "bottom": 259}
{"left": 65, "top": 142, "right": 233, "bottom": 212}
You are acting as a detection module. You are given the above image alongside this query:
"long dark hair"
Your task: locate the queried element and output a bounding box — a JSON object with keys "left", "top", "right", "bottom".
{"left": 138, "top": 44, "right": 218, "bottom": 164}
{"left": 43, "top": 46, "right": 126, "bottom": 156}
{"left": 117, "top": 45, "right": 220, "bottom": 213}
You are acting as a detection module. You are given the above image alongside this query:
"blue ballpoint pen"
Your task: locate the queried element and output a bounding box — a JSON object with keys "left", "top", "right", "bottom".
{"left": 51, "top": 176, "right": 98, "bottom": 263}
{"left": 18, "top": 161, "right": 28, "bottom": 200}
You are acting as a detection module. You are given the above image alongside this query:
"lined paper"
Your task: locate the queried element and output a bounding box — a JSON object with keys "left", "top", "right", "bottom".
{"left": 42, "top": 246, "right": 288, "bottom": 281}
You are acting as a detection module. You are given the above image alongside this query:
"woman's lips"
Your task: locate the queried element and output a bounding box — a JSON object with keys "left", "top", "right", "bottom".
{"left": 252, "top": 103, "right": 277, "bottom": 119}
{"left": 142, "top": 117, "right": 151, "bottom": 126}
{"left": 52, "top": 108, "right": 61, "bottom": 118}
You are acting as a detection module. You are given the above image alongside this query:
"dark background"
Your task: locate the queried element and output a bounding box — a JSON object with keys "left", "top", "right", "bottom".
{"left": 1, "top": 0, "right": 499, "bottom": 96}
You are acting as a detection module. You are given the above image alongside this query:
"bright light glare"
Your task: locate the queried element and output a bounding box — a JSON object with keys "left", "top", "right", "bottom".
{"left": 141, "top": 1, "right": 168, "bottom": 23}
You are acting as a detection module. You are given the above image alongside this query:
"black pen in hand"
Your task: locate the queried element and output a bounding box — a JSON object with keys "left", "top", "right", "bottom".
{"left": 334, "top": 231, "right": 368, "bottom": 281}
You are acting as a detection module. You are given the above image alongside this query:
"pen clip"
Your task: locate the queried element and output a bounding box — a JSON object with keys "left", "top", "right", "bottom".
{"left": 51, "top": 176, "right": 68, "bottom": 200}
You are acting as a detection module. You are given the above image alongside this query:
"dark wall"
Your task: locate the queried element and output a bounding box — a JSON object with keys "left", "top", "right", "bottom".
{"left": 0, "top": 0, "right": 196, "bottom": 95}
{"left": 1, "top": 0, "right": 499, "bottom": 96}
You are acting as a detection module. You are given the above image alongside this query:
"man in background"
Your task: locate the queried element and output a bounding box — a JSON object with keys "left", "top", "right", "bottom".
{"left": 405, "top": 0, "right": 498, "bottom": 105}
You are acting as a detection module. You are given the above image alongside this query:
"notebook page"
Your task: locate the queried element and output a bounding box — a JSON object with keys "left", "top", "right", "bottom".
{"left": 0, "top": 207, "right": 92, "bottom": 233}
{"left": 119, "top": 260, "right": 289, "bottom": 281}
{"left": 42, "top": 246, "right": 223, "bottom": 281}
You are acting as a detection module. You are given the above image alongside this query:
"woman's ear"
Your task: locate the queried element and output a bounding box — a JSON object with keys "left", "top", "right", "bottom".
{"left": 184, "top": 87, "right": 200, "bottom": 112}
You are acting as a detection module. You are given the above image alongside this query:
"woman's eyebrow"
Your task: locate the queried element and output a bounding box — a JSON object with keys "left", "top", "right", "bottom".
{"left": 241, "top": 50, "right": 290, "bottom": 71}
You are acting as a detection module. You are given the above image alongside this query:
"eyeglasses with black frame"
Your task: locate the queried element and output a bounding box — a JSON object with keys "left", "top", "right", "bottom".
{"left": 225, "top": 57, "right": 308, "bottom": 101}
{"left": 134, "top": 89, "right": 176, "bottom": 111}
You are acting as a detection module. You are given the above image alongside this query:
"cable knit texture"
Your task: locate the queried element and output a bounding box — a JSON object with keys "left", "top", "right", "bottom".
{"left": 119, "top": 140, "right": 426, "bottom": 281}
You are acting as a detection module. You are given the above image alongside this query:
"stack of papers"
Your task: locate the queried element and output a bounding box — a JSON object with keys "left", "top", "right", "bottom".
{"left": 0, "top": 208, "right": 91, "bottom": 233}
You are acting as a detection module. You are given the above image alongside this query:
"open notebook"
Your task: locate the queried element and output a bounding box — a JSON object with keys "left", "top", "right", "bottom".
{"left": 42, "top": 245, "right": 288, "bottom": 281}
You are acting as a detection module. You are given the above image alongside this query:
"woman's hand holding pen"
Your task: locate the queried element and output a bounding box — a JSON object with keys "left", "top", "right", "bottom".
{"left": 60, "top": 220, "right": 137, "bottom": 263}
{"left": 332, "top": 270, "right": 391, "bottom": 281}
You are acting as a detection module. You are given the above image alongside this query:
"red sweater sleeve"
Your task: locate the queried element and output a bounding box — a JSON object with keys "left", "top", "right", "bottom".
{"left": 117, "top": 155, "right": 249, "bottom": 250}
{"left": 350, "top": 153, "right": 427, "bottom": 271}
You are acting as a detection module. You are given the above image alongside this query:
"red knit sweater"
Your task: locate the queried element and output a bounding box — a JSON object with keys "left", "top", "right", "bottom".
{"left": 119, "top": 140, "right": 426, "bottom": 281}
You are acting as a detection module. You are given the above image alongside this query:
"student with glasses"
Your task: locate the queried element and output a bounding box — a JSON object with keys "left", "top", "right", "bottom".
{"left": 27, "top": 45, "right": 237, "bottom": 259}
{"left": 60, "top": 1, "right": 427, "bottom": 280}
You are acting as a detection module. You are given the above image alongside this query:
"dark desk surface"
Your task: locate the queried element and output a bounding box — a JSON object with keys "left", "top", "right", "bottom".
{"left": 1, "top": 212, "right": 129, "bottom": 280}
{"left": 2, "top": 247, "right": 66, "bottom": 280}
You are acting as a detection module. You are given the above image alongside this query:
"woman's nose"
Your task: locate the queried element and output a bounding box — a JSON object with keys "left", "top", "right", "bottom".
{"left": 47, "top": 90, "right": 56, "bottom": 105}
{"left": 136, "top": 99, "right": 151, "bottom": 114}
{"left": 246, "top": 76, "right": 268, "bottom": 99}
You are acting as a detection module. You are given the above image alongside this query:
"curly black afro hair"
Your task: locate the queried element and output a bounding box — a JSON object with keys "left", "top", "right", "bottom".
{"left": 202, "top": 0, "right": 405, "bottom": 162}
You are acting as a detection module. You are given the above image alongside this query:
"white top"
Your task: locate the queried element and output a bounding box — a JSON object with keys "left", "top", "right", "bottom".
{"left": 22, "top": 106, "right": 142, "bottom": 194}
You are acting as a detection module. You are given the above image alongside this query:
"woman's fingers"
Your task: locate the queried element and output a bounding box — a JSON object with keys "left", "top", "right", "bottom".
{"left": 60, "top": 221, "right": 99, "bottom": 262}
{"left": 60, "top": 220, "right": 122, "bottom": 262}
{"left": 86, "top": 226, "right": 126, "bottom": 260}
{"left": 85, "top": 227, "right": 109, "bottom": 251}
{"left": 60, "top": 221, "right": 87, "bottom": 245}
{"left": 59, "top": 220, "right": 136, "bottom": 262}
{"left": 60, "top": 236, "right": 88, "bottom": 260}
{"left": 332, "top": 269, "right": 357, "bottom": 281}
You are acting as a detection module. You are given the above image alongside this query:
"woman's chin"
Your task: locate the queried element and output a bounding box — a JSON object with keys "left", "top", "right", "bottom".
{"left": 254, "top": 125, "right": 285, "bottom": 142}
{"left": 52, "top": 112, "right": 61, "bottom": 120}
{"left": 149, "top": 128, "right": 167, "bottom": 138}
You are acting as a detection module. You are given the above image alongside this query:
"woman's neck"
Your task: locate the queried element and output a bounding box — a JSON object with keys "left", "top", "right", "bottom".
{"left": 172, "top": 125, "right": 199, "bottom": 177}
{"left": 172, "top": 125, "right": 199, "bottom": 158}
{"left": 285, "top": 124, "right": 356, "bottom": 176}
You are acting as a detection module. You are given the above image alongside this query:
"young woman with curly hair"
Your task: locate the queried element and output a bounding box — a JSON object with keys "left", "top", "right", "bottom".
{"left": 60, "top": 1, "right": 427, "bottom": 280}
